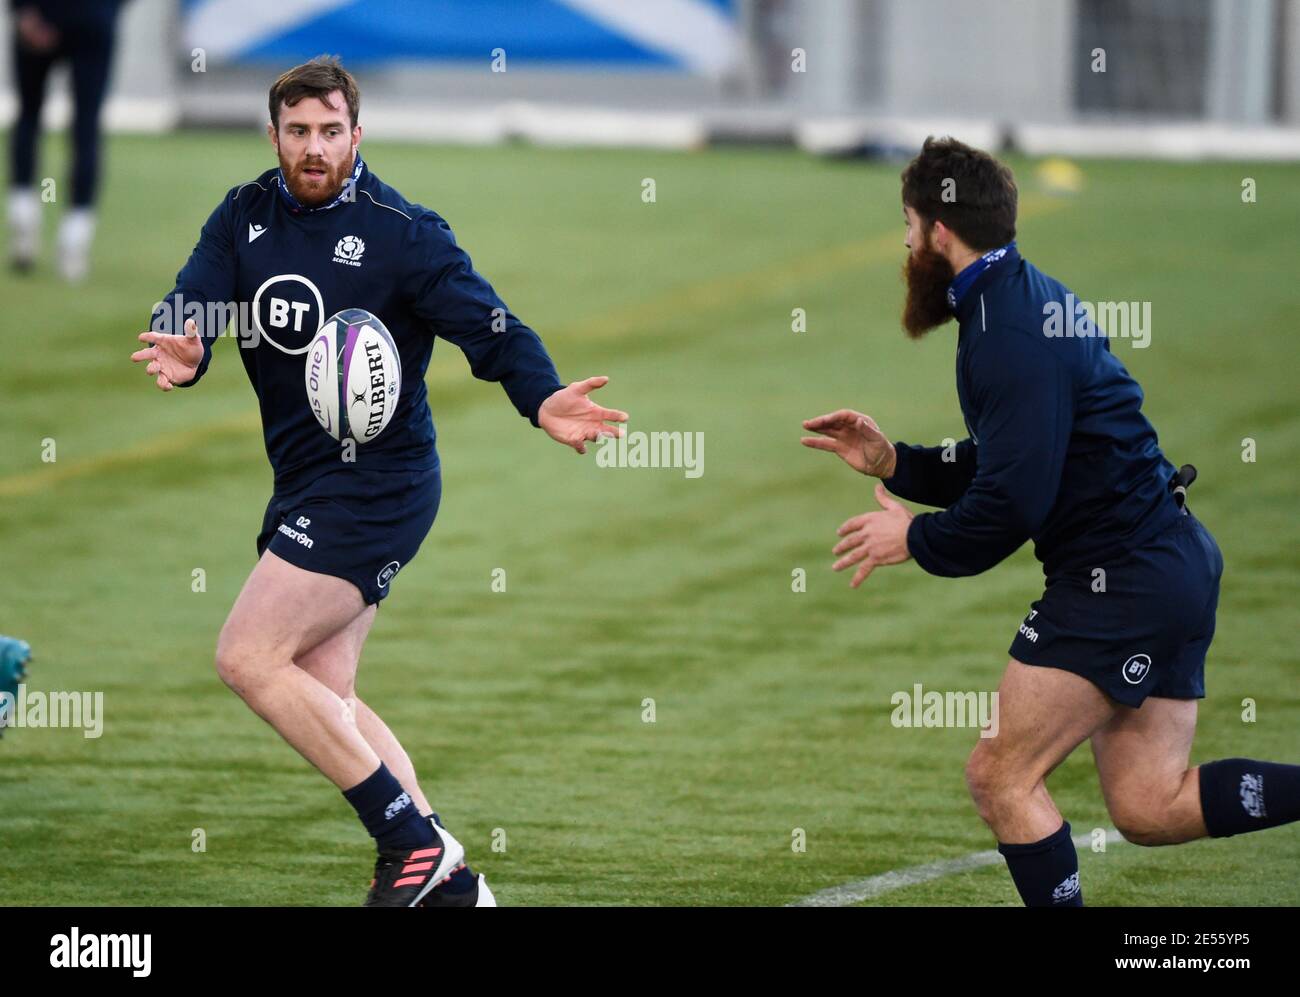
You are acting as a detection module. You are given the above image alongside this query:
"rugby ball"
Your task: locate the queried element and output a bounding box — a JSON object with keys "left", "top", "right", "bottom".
{"left": 305, "top": 308, "right": 402, "bottom": 444}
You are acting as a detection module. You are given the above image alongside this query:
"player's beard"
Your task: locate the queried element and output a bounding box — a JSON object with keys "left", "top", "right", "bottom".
{"left": 280, "top": 146, "right": 354, "bottom": 208}
{"left": 901, "top": 245, "right": 956, "bottom": 339}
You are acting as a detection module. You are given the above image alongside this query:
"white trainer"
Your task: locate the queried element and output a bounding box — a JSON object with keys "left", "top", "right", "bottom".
{"left": 8, "top": 188, "right": 39, "bottom": 271}
{"left": 58, "top": 208, "right": 96, "bottom": 282}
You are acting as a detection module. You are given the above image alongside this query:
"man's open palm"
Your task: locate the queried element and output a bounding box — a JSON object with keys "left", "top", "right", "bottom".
{"left": 131, "top": 319, "right": 203, "bottom": 391}
{"left": 538, "top": 376, "right": 629, "bottom": 454}
{"left": 801, "top": 409, "right": 896, "bottom": 478}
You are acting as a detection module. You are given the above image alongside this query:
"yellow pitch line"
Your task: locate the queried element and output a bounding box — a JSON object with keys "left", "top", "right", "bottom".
{"left": 561, "top": 231, "right": 900, "bottom": 341}
{"left": 0, "top": 197, "right": 1067, "bottom": 500}
{"left": 0, "top": 410, "right": 263, "bottom": 499}
{"left": 560, "top": 193, "right": 1063, "bottom": 340}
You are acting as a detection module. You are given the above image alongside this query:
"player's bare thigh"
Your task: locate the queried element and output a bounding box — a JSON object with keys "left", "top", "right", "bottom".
{"left": 968, "top": 658, "right": 1116, "bottom": 793}
{"left": 1090, "top": 696, "right": 1204, "bottom": 845}
{"left": 215, "top": 550, "right": 367, "bottom": 693}
{"left": 972, "top": 660, "right": 1112, "bottom": 785}
{"left": 294, "top": 603, "right": 377, "bottom": 700}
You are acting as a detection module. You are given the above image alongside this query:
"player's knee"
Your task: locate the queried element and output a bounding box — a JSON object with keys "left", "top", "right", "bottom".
{"left": 1108, "top": 794, "right": 1179, "bottom": 846}
{"left": 213, "top": 641, "right": 244, "bottom": 692}
{"left": 1111, "top": 810, "right": 1166, "bottom": 846}
{"left": 1107, "top": 769, "right": 1199, "bottom": 846}
{"left": 964, "top": 745, "right": 1016, "bottom": 818}
{"left": 214, "top": 635, "right": 268, "bottom": 696}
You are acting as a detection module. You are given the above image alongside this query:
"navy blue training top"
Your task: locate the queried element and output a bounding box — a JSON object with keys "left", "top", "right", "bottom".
{"left": 884, "top": 247, "right": 1181, "bottom": 578}
{"left": 150, "top": 159, "right": 564, "bottom": 492}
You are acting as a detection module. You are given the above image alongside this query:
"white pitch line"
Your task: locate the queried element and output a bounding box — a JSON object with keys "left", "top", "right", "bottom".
{"left": 790, "top": 828, "right": 1125, "bottom": 907}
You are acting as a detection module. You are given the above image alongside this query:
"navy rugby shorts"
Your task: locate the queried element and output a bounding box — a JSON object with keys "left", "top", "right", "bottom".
{"left": 256, "top": 464, "right": 441, "bottom": 606}
{"left": 1008, "top": 511, "right": 1223, "bottom": 708}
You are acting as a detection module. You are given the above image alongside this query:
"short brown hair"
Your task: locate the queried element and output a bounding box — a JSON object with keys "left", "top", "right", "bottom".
{"left": 901, "top": 136, "right": 1017, "bottom": 251}
{"left": 268, "top": 55, "right": 360, "bottom": 131}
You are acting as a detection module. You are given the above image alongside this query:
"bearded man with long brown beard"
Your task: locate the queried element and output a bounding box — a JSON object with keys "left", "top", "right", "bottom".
{"left": 799, "top": 136, "right": 1300, "bottom": 907}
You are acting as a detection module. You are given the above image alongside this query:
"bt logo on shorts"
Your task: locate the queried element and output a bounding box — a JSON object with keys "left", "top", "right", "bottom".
{"left": 377, "top": 561, "right": 401, "bottom": 588}
{"left": 1121, "top": 653, "right": 1152, "bottom": 685}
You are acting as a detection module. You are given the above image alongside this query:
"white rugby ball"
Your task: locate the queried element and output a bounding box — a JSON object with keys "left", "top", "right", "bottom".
{"left": 305, "top": 308, "right": 402, "bottom": 444}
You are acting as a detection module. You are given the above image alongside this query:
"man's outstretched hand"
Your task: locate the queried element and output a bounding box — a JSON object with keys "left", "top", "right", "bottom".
{"left": 831, "top": 483, "right": 914, "bottom": 588}
{"left": 131, "top": 319, "right": 203, "bottom": 391}
{"left": 801, "top": 409, "right": 897, "bottom": 478}
{"left": 538, "top": 376, "right": 629, "bottom": 454}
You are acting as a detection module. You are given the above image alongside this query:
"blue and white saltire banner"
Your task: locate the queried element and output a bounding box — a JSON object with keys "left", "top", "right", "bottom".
{"left": 182, "top": 0, "right": 739, "bottom": 75}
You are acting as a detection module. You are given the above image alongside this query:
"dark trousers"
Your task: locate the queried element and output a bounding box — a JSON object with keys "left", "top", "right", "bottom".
{"left": 10, "top": 21, "right": 117, "bottom": 207}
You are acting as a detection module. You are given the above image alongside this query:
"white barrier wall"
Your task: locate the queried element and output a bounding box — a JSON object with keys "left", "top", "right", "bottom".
{"left": 1, "top": 0, "right": 1298, "bottom": 152}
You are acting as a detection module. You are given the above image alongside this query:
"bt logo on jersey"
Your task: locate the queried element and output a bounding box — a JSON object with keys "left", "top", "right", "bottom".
{"left": 251, "top": 273, "right": 325, "bottom": 354}
{"left": 267, "top": 297, "right": 312, "bottom": 332}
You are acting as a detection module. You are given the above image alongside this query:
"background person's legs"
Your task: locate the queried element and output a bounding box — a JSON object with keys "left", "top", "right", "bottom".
{"left": 59, "top": 23, "right": 116, "bottom": 281}
{"left": 67, "top": 25, "right": 113, "bottom": 208}
{"left": 8, "top": 32, "right": 58, "bottom": 269}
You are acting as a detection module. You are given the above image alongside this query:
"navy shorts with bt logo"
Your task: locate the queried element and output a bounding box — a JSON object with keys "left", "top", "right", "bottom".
{"left": 256, "top": 463, "right": 441, "bottom": 606}
{"left": 1008, "top": 511, "right": 1223, "bottom": 708}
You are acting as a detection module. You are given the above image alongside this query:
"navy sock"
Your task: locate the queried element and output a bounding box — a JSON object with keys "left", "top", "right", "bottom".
{"left": 1199, "top": 758, "right": 1300, "bottom": 838}
{"left": 423, "top": 811, "right": 477, "bottom": 894}
{"left": 343, "top": 763, "right": 434, "bottom": 853}
{"left": 997, "top": 821, "right": 1083, "bottom": 907}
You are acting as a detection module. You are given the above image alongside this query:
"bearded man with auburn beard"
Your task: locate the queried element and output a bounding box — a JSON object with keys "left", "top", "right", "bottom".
{"left": 130, "top": 56, "right": 627, "bottom": 908}
{"left": 800, "top": 136, "right": 1300, "bottom": 907}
